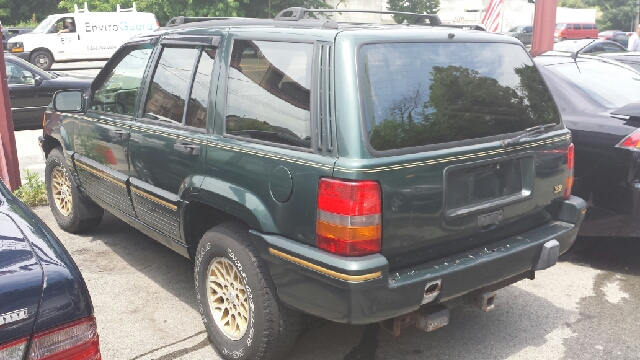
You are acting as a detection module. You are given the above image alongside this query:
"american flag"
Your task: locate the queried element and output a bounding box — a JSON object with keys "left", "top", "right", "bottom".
{"left": 482, "top": 0, "right": 503, "bottom": 33}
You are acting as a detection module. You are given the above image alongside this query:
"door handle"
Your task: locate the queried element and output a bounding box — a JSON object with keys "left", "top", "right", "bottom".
{"left": 174, "top": 143, "right": 201, "bottom": 156}
{"left": 109, "top": 130, "right": 130, "bottom": 140}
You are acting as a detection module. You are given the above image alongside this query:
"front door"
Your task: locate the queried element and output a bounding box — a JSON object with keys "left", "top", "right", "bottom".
{"left": 127, "top": 36, "right": 219, "bottom": 242}
{"left": 5, "top": 60, "right": 50, "bottom": 128}
{"left": 73, "top": 40, "right": 155, "bottom": 218}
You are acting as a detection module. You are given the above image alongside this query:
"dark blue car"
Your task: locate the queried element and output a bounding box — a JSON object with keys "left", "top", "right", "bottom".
{"left": 0, "top": 180, "right": 101, "bottom": 359}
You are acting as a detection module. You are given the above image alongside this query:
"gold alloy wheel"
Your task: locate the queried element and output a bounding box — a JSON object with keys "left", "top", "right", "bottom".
{"left": 207, "top": 257, "right": 250, "bottom": 340}
{"left": 51, "top": 166, "right": 73, "bottom": 216}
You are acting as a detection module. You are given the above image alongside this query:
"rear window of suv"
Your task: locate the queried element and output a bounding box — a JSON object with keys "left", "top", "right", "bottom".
{"left": 360, "top": 42, "right": 560, "bottom": 152}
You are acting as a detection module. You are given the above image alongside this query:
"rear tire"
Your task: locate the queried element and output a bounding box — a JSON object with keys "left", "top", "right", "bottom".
{"left": 195, "top": 223, "right": 302, "bottom": 360}
{"left": 46, "top": 148, "right": 103, "bottom": 233}
{"left": 30, "top": 50, "right": 54, "bottom": 70}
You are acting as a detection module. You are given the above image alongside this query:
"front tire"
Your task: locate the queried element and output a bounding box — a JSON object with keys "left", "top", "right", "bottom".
{"left": 30, "top": 50, "right": 54, "bottom": 70}
{"left": 195, "top": 223, "right": 302, "bottom": 360}
{"left": 45, "top": 148, "right": 103, "bottom": 233}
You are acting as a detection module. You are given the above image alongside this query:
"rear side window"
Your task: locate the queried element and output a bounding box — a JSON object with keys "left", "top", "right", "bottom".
{"left": 573, "top": 24, "right": 582, "bottom": 30}
{"left": 225, "top": 40, "right": 313, "bottom": 149}
{"left": 361, "top": 42, "right": 560, "bottom": 152}
{"left": 144, "top": 47, "right": 200, "bottom": 124}
{"left": 583, "top": 24, "right": 593, "bottom": 30}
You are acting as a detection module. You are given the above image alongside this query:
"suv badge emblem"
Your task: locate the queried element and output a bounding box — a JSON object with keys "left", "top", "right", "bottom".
{"left": 0, "top": 308, "right": 28, "bottom": 325}
{"left": 553, "top": 184, "right": 563, "bottom": 194}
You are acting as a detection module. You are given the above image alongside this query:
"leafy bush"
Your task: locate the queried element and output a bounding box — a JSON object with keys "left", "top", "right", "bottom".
{"left": 14, "top": 169, "right": 48, "bottom": 207}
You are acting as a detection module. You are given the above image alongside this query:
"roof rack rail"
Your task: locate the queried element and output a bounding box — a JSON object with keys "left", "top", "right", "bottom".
{"left": 165, "top": 16, "right": 247, "bottom": 27}
{"left": 117, "top": 2, "right": 137, "bottom": 12}
{"left": 274, "top": 7, "right": 442, "bottom": 25}
{"left": 74, "top": 2, "right": 90, "bottom": 13}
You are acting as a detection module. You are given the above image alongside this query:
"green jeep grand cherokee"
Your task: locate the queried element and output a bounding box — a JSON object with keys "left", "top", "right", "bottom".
{"left": 39, "top": 8, "right": 586, "bottom": 360}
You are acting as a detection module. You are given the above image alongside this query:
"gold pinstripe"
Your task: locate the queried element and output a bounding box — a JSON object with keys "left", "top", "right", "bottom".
{"left": 130, "top": 187, "right": 178, "bottom": 211}
{"left": 268, "top": 248, "right": 382, "bottom": 282}
{"left": 85, "top": 117, "right": 570, "bottom": 173}
{"left": 75, "top": 161, "right": 126, "bottom": 188}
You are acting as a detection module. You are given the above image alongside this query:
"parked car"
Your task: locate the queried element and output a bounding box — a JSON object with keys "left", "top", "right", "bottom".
{"left": 5, "top": 54, "right": 91, "bottom": 129}
{"left": 505, "top": 25, "right": 534, "bottom": 45}
{"left": 553, "top": 39, "right": 627, "bottom": 54}
{"left": 0, "top": 179, "right": 101, "bottom": 359}
{"left": 2, "top": 28, "right": 32, "bottom": 50}
{"left": 555, "top": 22, "right": 598, "bottom": 41}
{"left": 40, "top": 8, "right": 586, "bottom": 360}
{"left": 598, "top": 30, "right": 630, "bottom": 48}
{"left": 535, "top": 52, "right": 640, "bottom": 237}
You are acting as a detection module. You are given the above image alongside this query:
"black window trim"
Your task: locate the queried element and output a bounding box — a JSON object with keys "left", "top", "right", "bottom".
{"left": 221, "top": 36, "right": 318, "bottom": 154}
{"left": 355, "top": 40, "right": 563, "bottom": 158}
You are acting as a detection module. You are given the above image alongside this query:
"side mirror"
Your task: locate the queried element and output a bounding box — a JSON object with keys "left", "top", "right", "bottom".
{"left": 34, "top": 76, "right": 43, "bottom": 87}
{"left": 53, "top": 90, "right": 84, "bottom": 113}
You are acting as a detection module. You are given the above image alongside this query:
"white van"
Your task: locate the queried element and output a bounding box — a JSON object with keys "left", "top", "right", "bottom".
{"left": 6, "top": 3, "right": 159, "bottom": 70}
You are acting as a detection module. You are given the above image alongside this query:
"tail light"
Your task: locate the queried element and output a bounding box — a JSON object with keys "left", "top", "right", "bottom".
{"left": 619, "top": 130, "right": 640, "bottom": 148}
{"left": 28, "top": 316, "right": 100, "bottom": 360}
{"left": 0, "top": 337, "right": 28, "bottom": 360}
{"left": 316, "top": 178, "right": 382, "bottom": 256}
{"left": 565, "top": 143, "right": 574, "bottom": 199}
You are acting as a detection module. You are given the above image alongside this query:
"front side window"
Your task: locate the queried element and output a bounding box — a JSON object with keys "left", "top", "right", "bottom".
{"left": 5, "top": 61, "right": 35, "bottom": 85}
{"left": 144, "top": 47, "right": 200, "bottom": 124}
{"left": 91, "top": 44, "right": 154, "bottom": 116}
{"left": 556, "top": 23, "right": 567, "bottom": 30}
{"left": 225, "top": 40, "right": 313, "bottom": 149}
{"left": 361, "top": 42, "right": 560, "bottom": 152}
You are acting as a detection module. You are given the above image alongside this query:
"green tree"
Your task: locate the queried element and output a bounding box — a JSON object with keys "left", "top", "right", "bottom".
{"left": 588, "top": 0, "right": 636, "bottom": 31}
{"left": 558, "top": 0, "right": 588, "bottom": 8}
{"left": 386, "top": 0, "right": 440, "bottom": 24}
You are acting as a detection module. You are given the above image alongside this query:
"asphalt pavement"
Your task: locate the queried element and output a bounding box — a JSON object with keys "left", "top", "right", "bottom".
{"left": 12, "top": 129, "right": 640, "bottom": 360}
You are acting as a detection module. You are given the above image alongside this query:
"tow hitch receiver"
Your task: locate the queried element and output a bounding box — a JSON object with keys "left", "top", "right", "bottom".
{"left": 467, "top": 291, "right": 497, "bottom": 312}
{"left": 380, "top": 305, "right": 450, "bottom": 336}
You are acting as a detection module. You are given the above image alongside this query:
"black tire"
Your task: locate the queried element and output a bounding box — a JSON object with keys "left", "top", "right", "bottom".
{"left": 30, "top": 50, "right": 54, "bottom": 70}
{"left": 46, "top": 148, "right": 103, "bottom": 233}
{"left": 195, "top": 222, "right": 302, "bottom": 360}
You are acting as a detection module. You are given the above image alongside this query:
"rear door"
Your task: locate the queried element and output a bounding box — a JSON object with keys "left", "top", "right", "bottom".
{"left": 349, "top": 41, "right": 570, "bottom": 271}
{"left": 73, "top": 38, "right": 156, "bottom": 218}
{"left": 127, "top": 35, "right": 219, "bottom": 242}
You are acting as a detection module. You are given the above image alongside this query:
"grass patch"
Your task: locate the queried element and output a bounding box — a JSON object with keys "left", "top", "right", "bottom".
{"left": 15, "top": 169, "right": 48, "bottom": 207}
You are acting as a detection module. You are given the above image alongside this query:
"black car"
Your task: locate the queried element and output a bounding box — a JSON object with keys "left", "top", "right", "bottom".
{"left": 535, "top": 53, "right": 640, "bottom": 237}
{"left": 5, "top": 54, "right": 91, "bottom": 129}
{"left": 2, "top": 28, "right": 32, "bottom": 50}
{"left": 553, "top": 39, "right": 627, "bottom": 54}
{"left": 0, "top": 179, "right": 101, "bottom": 359}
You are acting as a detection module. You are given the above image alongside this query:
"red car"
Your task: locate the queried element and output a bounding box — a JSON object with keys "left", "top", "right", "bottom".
{"left": 555, "top": 23, "right": 599, "bottom": 41}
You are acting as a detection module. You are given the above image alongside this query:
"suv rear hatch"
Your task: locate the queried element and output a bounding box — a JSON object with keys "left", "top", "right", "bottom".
{"left": 349, "top": 40, "right": 571, "bottom": 271}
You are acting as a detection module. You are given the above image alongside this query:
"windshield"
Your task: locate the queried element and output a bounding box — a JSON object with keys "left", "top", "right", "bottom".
{"left": 556, "top": 23, "right": 567, "bottom": 30}
{"left": 549, "top": 61, "right": 640, "bottom": 109}
{"left": 508, "top": 26, "right": 520, "bottom": 32}
{"left": 361, "top": 42, "right": 561, "bottom": 152}
{"left": 32, "top": 16, "right": 58, "bottom": 34}
{"left": 6, "top": 56, "right": 54, "bottom": 79}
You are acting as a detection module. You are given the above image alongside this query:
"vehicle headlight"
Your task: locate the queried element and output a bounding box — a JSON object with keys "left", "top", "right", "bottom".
{"left": 8, "top": 42, "right": 24, "bottom": 53}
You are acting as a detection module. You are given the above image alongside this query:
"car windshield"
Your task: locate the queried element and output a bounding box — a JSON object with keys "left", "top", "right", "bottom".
{"left": 508, "top": 26, "right": 520, "bottom": 32}
{"left": 32, "top": 16, "right": 57, "bottom": 34}
{"left": 548, "top": 61, "right": 640, "bottom": 109}
{"left": 554, "top": 39, "right": 595, "bottom": 52}
{"left": 556, "top": 23, "right": 566, "bottom": 30}
{"left": 360, "top": 42, "right": 560, "bottom": 152}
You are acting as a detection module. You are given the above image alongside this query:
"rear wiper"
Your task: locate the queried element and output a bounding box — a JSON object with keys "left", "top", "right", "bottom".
{"left": 501, "top": 124, "right": 557, "bottom": 147}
